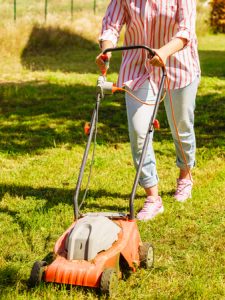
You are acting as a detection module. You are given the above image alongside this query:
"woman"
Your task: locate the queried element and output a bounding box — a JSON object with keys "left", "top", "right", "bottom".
{"left": 96, "top": 0, "right": 200, "bottom": 221}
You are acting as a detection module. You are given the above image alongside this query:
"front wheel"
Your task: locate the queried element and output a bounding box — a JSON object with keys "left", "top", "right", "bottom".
{"left": 28, "top": 260, "right": 47, "bottom": 287}
{"left": 100, "top": 268, "right": 118, "bottom": 297}
{"left": 139, "top": 242, "right": 154, "bottom": 269}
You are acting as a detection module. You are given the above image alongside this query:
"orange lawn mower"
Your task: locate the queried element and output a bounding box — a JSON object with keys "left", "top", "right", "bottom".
{"left": 28, "top": 45, "right": 167, "bottom": 297}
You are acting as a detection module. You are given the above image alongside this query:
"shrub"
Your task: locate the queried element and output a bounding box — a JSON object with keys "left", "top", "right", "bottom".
{"left": 210, "top": 0, "right": 225, "bottom": 33}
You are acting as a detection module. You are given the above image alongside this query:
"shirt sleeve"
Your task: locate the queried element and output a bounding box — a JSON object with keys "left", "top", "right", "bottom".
{"left": 99, "top": 0, "right": 126, "bottom": 48}
{"left": 174, "top": 0, "right": 196, "bottom": 45}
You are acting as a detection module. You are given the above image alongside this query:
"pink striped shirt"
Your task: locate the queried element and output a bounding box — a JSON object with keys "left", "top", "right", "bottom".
{"left": 99, "top": 0, "right": 200, "bottom": 93}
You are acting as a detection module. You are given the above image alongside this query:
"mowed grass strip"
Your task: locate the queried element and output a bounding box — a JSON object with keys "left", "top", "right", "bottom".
{"left": 0, "top": 9, "right": 224, "bottom": 300}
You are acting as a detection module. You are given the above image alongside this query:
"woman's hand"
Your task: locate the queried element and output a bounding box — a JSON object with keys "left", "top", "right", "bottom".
{"left": 148, "top": 38, "right": 187, "bottom": 67}
{"left": 95, "top": 52, "right": 112, "bottom": 74}
{"left": 148, "top": 49, "right": 167, "bottom": 67}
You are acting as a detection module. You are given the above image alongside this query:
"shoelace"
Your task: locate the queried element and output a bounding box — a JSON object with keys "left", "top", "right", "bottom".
{"left": 142, "top": 198, "right": 161, "bottom": 212}
{"left": 176, "top": 180, "right": 192, "bottom": 195}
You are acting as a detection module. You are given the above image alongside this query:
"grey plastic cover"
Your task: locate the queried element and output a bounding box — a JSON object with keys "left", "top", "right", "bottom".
{"left": 66, "top": 215, "right": 121, "bottom": 261}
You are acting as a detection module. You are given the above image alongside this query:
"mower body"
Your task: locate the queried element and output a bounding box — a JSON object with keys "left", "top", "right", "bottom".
{"left": 44, "top": 215, "right": 141, "bottom": 287}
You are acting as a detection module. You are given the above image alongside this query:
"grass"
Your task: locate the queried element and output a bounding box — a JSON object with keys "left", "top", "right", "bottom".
{"left": 0, "top": 2, "right": 225, "bottom": 300}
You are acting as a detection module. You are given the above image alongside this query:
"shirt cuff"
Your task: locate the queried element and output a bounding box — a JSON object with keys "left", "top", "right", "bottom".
{"left": 174, "top": 30, "right": 191, "bottom": 47}
{"left": 99, "top": 29, "right": 118, "bottom": 48}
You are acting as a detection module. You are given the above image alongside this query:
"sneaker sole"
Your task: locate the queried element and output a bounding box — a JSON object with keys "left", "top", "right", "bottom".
{"left": 174, "top": 192, "right": 192, "bottom": 202}
{"left": 137, "top": 206, "right": 164, "bottom": 221}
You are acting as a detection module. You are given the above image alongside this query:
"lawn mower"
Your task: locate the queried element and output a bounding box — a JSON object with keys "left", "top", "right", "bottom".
{"left": 28, "top": 45, "right": 166, "bottom": 297}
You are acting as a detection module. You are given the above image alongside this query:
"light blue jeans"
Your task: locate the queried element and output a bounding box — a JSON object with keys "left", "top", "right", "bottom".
{"left": 125, "top": 77, "right": 199, "bottom": 188}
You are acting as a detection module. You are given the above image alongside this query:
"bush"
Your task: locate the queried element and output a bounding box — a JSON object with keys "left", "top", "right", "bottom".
{"left": 210, "top": 0, "right": 225, "bottom": 33}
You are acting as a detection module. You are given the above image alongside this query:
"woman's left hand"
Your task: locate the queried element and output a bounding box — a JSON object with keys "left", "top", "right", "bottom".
{"left": 148, "top": 49, "right": 167, "bottom": 67}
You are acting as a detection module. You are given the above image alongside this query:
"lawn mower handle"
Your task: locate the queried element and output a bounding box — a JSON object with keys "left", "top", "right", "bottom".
{"left": 73, "top": 45, "right": 166, "bottom": 221}
{"left": 103, "top": 45, "right": 166, "bottom": 75}
{"left": 103, "top": 45, "right": 155, "bottom": 57}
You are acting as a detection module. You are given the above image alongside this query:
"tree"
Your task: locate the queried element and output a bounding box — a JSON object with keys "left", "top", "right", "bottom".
{"left": 210, "top": 0, "right": 225, "bottom": 33}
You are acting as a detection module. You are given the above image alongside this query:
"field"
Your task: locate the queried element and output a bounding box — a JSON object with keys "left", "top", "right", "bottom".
{"left": 0, "top": 1, "right": 225, "bottom": 299}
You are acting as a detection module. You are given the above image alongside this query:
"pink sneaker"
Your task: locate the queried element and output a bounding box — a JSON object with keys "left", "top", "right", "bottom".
{"left": 137, "top": 196, "right": 164, "bottom": 221}
{"left": 174, "top": 179, "right": 193, "bottom": 202}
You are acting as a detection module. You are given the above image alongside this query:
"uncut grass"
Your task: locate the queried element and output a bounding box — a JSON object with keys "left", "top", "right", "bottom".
{"left": 0, "top": 4, "right": 225, "bottom": 300}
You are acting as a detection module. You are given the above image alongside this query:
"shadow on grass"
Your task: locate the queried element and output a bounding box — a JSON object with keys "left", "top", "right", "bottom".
{"left": 0, "top": 81, "right": 129, "bottom": 154}
{"left": 0, "top": 183, "right": 132, "bottom": 211}
{"left": 199, "top": 50, "right": 225, "bottom": 77}
{"left": 0, "top": 78, "right": 224, "bottom": 155}
{"left": 20, "top": 25, "right": 122, "bottom": 74}
{"left": 0, "top": 265, "right": 20, "bottom": 287}
{"left": 0, "top": 79, "right": 173, "bottom": 155}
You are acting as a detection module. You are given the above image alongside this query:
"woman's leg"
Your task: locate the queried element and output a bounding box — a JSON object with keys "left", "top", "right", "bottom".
{"left": 125, "top": 80, "right": 163, "bottom": 219}
{"left": 164, "top": 76, "right": 199, "bottom": 200}
{"left": 125, "top": 80, "right": 158, "bottom": 190}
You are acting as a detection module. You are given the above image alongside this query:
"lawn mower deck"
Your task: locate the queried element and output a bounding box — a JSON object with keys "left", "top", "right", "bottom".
{"left": 44, "top": 215, "right": 141, "bottom": 286}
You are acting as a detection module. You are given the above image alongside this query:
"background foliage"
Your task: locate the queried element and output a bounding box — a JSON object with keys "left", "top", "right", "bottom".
{"left": 210, "top": 0, "right": 225, "bottom": 33}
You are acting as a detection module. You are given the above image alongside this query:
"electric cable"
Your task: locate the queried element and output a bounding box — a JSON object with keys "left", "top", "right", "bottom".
{"left": 115, "top": 87, "right": 166, "bottom": 105}
{"left": 165, "top": 76, "right": 193, "bottom": 183}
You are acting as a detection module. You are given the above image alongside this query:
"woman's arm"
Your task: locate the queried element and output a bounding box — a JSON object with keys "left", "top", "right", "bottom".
{"left": 150, "top": 0, "right": 196, "bottom": 67}
{"left": 96, "top": 0, "right": 126, "bottom": 72}
{"left": 149, "top": 37, "right": 187, "bottom": 67}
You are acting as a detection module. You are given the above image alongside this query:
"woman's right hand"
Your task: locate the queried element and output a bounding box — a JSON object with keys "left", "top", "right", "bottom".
{"left": 95, "top": 52, "right": 112, "bottom": 75}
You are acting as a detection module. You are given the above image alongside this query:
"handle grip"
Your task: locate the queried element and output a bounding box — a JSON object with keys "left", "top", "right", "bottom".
{"left": 100, "top": 54, "right": 109, "bottom": 76}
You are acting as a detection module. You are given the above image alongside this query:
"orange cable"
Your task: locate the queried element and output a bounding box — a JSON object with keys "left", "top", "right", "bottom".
{"left": 165, "top": 76, "right": 193, "bottom": 182}
{"left": 117, "top": 87, "right": 156, "bottom": 106}
{"left": 114, "top": 87, "right": 166, "bottom": 106}
{"left": 150, "top": 55, "right": 193, "bottom": 182}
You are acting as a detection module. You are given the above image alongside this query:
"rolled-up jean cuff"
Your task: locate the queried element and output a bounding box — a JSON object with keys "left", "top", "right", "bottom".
{"left": 176, "top": 161, "right": 195, "bottom": 170}
{"left": 139, "top": 175, "right": 159, "bottom": 189}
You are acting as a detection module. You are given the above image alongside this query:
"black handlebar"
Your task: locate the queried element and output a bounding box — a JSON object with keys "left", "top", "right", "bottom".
{"left": 103, "top": 45, "right": 166, "bottom": 74}
{"left": 102, "top": 45, "right": 155, "bottom": 57}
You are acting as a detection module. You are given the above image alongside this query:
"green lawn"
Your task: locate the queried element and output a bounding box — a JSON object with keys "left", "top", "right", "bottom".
{"left": 0, "top": 17, "right": 224, "bottom": 300}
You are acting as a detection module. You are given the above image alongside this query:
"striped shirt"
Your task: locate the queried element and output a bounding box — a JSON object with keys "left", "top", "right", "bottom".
{"left": 99, "top": 0, "right": 200, "bottom": 93}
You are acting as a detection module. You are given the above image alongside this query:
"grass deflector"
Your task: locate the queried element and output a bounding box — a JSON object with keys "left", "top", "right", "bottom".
{"left": 28, "top": 45, "right": 167, "bottom": 297}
